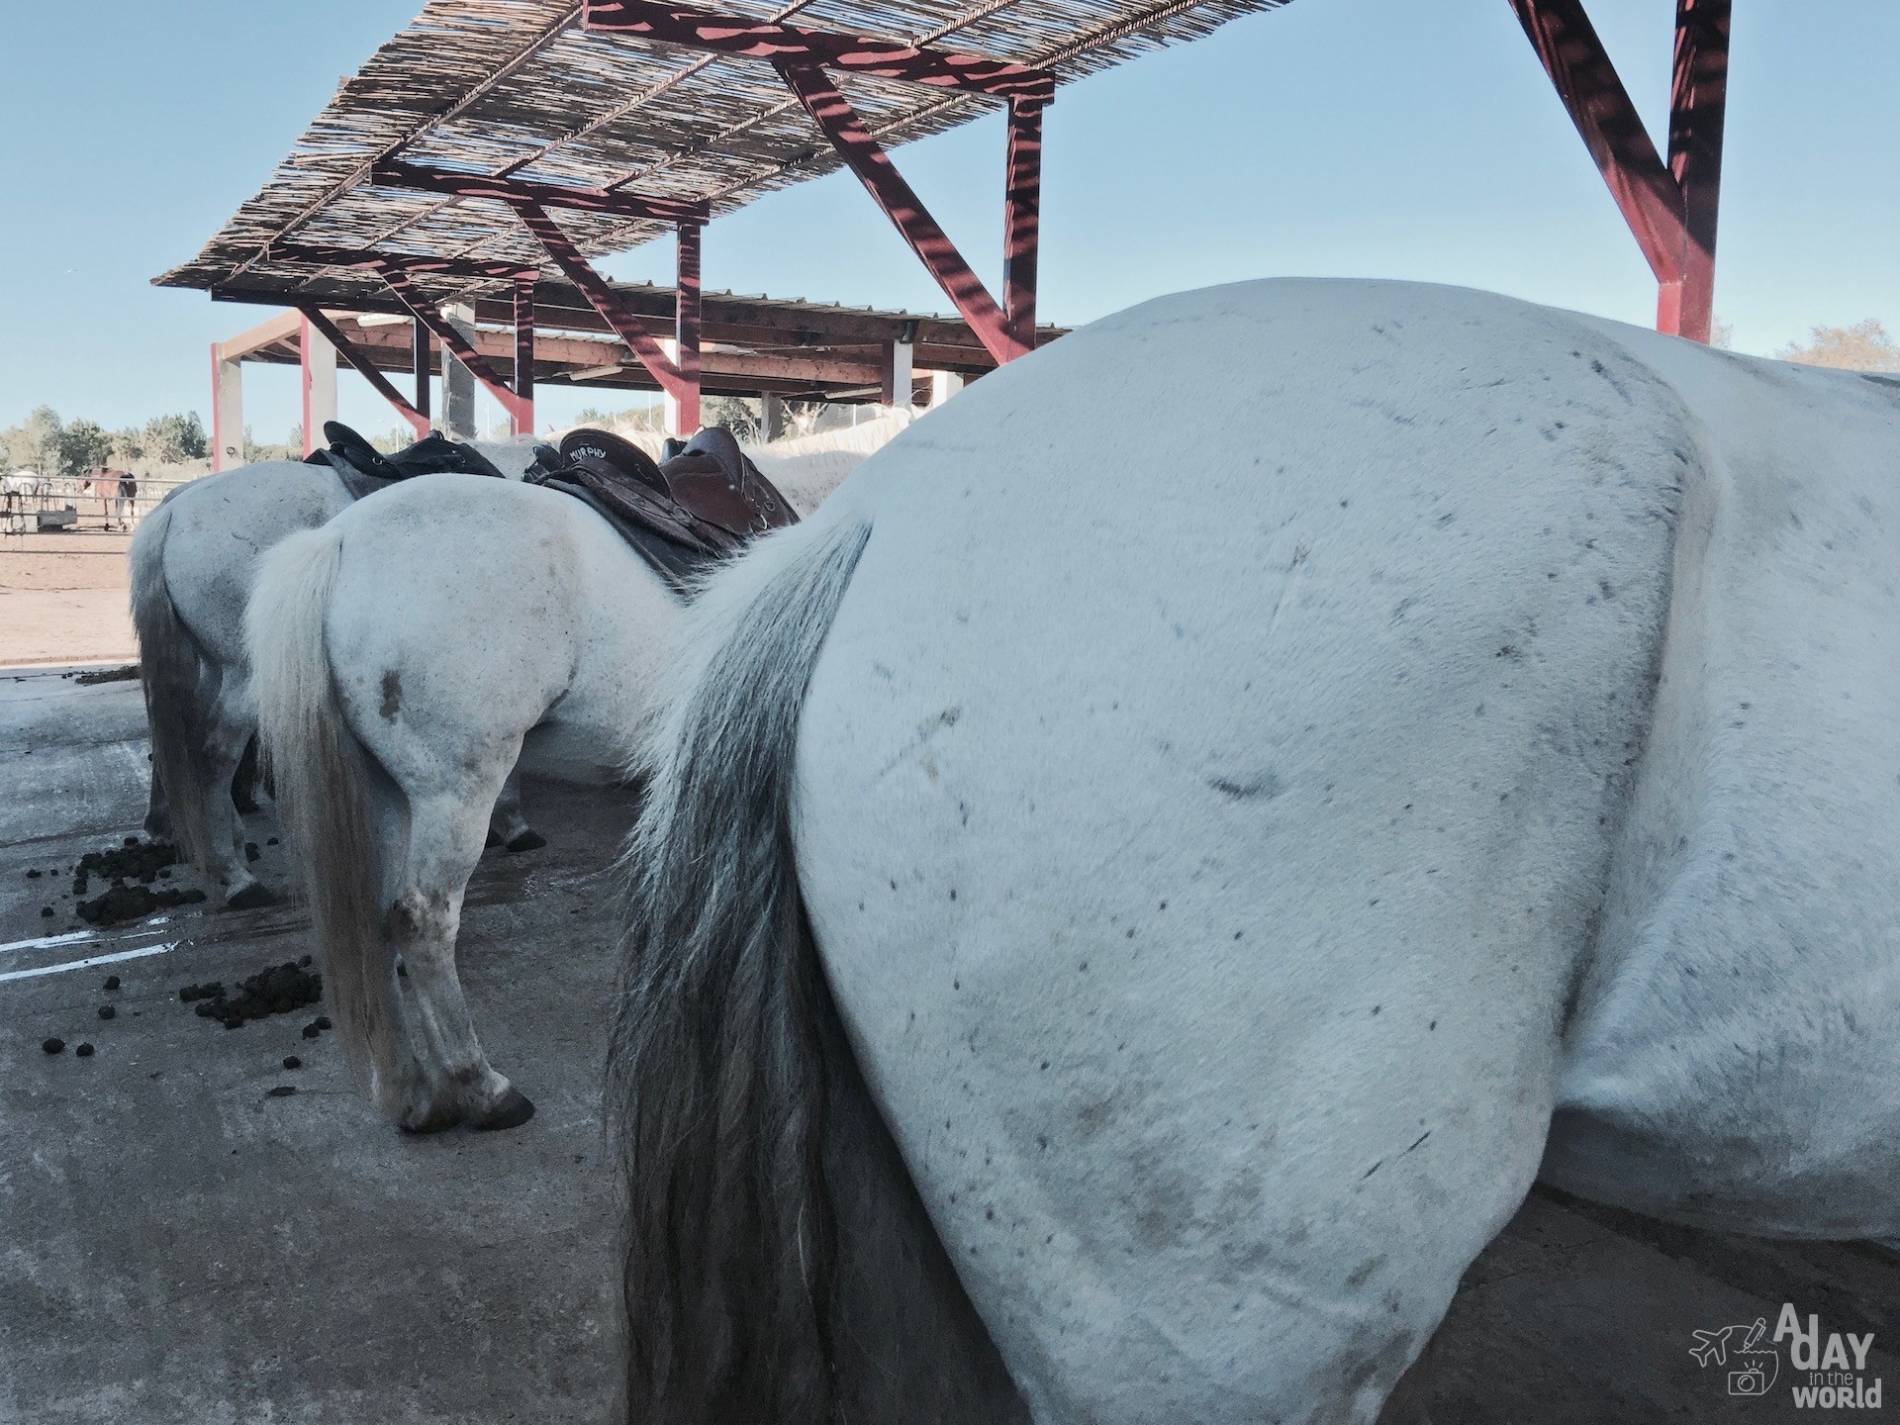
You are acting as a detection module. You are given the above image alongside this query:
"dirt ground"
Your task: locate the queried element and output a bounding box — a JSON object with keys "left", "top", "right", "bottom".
{"left": 0, "top": 535, "right": 137, "bottom": 666}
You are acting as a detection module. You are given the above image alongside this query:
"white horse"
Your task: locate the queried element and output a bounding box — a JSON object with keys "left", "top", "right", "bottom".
{"left": 2, "top": 468, "right": 50, "bottom": 530}
{"left": 244, "top": 451, "right": 854, "bottom": 1132}
{"left": 608, "top": 278, "right": 1900, "bottom": 1424}
{"left": 130, "top": 440, "right": 543, "bottom": 908}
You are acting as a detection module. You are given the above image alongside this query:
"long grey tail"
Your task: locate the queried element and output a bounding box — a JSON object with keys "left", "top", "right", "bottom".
{"left": 246, "top": 527, "right": 403, "bottom": 1109}
{"left": 128, "top": 494, "right": 213, "bottom": 866}
{"left": 610, "top": 515, "right": 1027, "bottom": 1425}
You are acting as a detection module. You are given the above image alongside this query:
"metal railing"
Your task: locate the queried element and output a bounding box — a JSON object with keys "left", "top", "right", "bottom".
{"left": 1, "top": 475, "right": 198, "bottom": 543}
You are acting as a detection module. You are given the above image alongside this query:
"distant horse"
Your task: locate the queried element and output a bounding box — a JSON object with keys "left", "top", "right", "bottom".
{"left": 129, "top": 439, "right": 544, "bottom": 909}
{"left": 609, "top": 279, "right": 1900, "bottom": 1424}
{"left": 79, "top": 469, "right": 122, "bottom": 528}
{"left": 2, "top": 469, "right": 50, "bottom": 530}
{"left": 244, "top": 449, "right": 854, "bottom": 1132}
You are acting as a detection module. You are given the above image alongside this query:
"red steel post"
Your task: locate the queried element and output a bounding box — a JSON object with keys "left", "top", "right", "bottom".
{"left": 412, "top": 319, "right": 432, "bottom": 425}
{"left": 1003, "top": 97, "right": 1043, "bottom": 356}
{"left": 1660, "top": 0, "right": 1728, "bottom": 343}
{"left": 373, "top": 262, "right": 534, "bottom": 430}
{"left": 513, "top": 277, "right": 537, "bottom": 437}
{"left": 296, "top": 305, "right": 429, "bottom": 438}
{"left": 674, "top": 223, "right": 702, "bottom": 434}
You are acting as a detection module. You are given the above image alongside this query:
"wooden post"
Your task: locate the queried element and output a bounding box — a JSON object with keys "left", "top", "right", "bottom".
{"left": 883, "top": 326, "right": 915, "bottom": 408}
{"left": 928, "top": 369, "right": 963, "bottom": 408}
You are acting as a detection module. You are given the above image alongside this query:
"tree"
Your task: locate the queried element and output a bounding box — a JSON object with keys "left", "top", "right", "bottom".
{"left": 143, "top": 411, "right": 208, "bottom": 463}
{"left": 4, "top": 405, "right": 63, "bottom": 472}
{"left": 1709, "top": 317, "right": 1734, "bottom": 351}
{"left": 288, "top": 423, "right": 304, "bottom": 455}
{"left": 111, "top": 426, "right": 146, "bottom": 463}
{"left": 57, "top": 419, "right": 114, "bottom": 478}
{"left": 1777, "top": 319, "right": 1900, "bottom": 373}
{"left": 703, "top": 395, "right": 761, "bottom": 441}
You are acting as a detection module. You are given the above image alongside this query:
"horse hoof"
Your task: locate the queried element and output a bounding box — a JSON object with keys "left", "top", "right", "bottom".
{"left": 473, "top": 1087, "right": 536, "bottom": 1132}
{"left": 399, "top": 1106, "right": 462, "bottom": 1136}
{"left": 485, "top": 828, "right": 502, "bottom": 849}
{"left": 226, "top": 882, "right": 279, "bottom": 911}
{"left": 505, "top": 830, "right": 548, "bottom": 854}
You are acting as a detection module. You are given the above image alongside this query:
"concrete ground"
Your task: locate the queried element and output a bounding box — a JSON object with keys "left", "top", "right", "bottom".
{"left": 2, "top": 670, "right": 1895, "bottom": 1423}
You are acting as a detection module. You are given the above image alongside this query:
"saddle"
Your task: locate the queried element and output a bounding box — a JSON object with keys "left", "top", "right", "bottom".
{"left": 308, "top": 421, "right": 518, "bottom": 500}
{"left": 527, "top": 426, "right": 798, "bottom": 591}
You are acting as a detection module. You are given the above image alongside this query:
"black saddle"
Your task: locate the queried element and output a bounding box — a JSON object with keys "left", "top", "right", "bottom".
{"left": 527, "top": 426, "right": 799, "bottom": 592}
{"left": 308, "top": 420, "right": 516, "bottom": 499}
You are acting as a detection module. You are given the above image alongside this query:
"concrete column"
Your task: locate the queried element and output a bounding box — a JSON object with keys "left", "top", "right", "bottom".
{"left": 760, "top": 392, "right": 786, "bottom": 442}
{"left": 883, "top": 337, "right": 915, "bottom": 408}
{"left": 299, "top": 315, "right": 338, "bottom": 458}
{"left": 928, "top": 369, "right": 964, "bottom": 409}
{"left": 210, "top": 344, "right": 244, "bottom": 472}
{"left": 439, "top": 301, "right": 477, "bottom": 440}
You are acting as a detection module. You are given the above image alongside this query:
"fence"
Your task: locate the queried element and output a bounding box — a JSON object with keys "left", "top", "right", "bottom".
{"left": 1, "top": 472, "right": 201, "bottom": 544}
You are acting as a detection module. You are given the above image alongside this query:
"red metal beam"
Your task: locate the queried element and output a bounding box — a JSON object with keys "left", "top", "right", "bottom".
{"left": 372, "top": 261, "right": 534, "bottom": 429}
{"left": 512, "top": 277, "right": 537, "bottom": 436}
{"left": 776, "top": 62, "right": 1024, "bottom": 365}
{"left": 1002, "top": 97, "right": 1043, "bottom": 356}
{"left": 1660, "top": 0, "right": 1728, "bottom": 344}
{"left": 412, "top": 320, "right": 432, "bottom": 422}
{"left": 371, "top": 159, "right": 709, "bottom": 227}
{"left": 674, "top": 223, "right": 702, "bottom": 433}
{"left": 297, "top": 305, "right": 430, "bottom": 438}
{"left": 583, "top": 0, "right": 1054, "bottom": 102}
{"left": 507, "top": 199, "right": 688, "bottom": 400}
{"left": 1508, "top": 0, "right": 1728, "bottom": 343}
{"left": 271, "top": 243, "right": 542, "bottom": 282}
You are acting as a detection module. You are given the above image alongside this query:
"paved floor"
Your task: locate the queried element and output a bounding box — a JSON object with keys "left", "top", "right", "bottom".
{"left": 2, "top": 670, "right": 1894, "bottom": 1423}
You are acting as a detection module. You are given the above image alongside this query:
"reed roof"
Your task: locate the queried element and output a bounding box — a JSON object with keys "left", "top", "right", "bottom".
{"left": 155, "top": 0, "right": 1287, "bottom": 311}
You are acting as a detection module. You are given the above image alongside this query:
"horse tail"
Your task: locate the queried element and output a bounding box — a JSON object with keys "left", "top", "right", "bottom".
{"left": 611, "top": 516, "right": 1026, "bottom": 1425}
{"left": 611, "top": 517, "right": 868, "bottom": 1423}
{"left": 128, "top": 493, "right": 214, "bottom": 866}
{"left": 246, "top": 526, "right": 399, "bottom": 1107}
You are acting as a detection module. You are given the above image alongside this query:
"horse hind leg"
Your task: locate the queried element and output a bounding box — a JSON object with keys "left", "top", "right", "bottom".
{"left": 199, "top": 679, "right": 275, "bottom": 909}
{"left": 486, "top": 767, "right": 545, "bottom": 853}
{"left": 388, "top": 787, "right": 534, "bottom": 1133}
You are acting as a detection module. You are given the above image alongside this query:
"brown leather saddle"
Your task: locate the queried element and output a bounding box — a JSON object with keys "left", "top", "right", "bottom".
{"left": 528, "top": 427, "right": 799, "bottom": 591}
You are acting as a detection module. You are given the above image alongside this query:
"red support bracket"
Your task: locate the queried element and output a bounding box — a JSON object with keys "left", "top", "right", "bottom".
{"left": 296, "top": 304, "right": 430, "bottom": 438}
{"left": 583, "top": 0, "right": 1055, "bottom": 102}
{"left": 1508, "top": 0, "right": 1728, "bottom": 343}
{"left": 507, "top": 199, "right": 688, "bottom": 400}
{"left": 372, "top": 159, "right": 709, "bottom": 226}
{"left": 372, "top": 261, "right": 534, "bottom": 430}
{"left": 776, "top": 62, "right": 1026, "bottom": 365}
{"left": 412, "top": 320, "right": 432, "bottom": 423}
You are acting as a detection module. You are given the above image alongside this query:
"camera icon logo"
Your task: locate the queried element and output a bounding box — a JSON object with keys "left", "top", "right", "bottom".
{"left": 1690, "top": 1317, "right": 1780, "bottom": 1398}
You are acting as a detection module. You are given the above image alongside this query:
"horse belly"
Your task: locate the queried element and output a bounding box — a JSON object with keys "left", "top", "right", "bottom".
{"left": 1549, "top": 356, "right": 1900, "bottom": 1238}
{"left": 792, "top": 281, "right": 1687, "bottom": 1420}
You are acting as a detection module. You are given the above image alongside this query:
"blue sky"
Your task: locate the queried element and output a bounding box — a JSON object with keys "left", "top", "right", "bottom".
{"left": 1, "top": 0, "right": 1894, "bottom": 442}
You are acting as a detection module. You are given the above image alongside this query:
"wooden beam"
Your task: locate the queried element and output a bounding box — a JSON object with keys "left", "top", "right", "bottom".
{"left": 776, "top": 62, "right": 1025, "bottom": 365}
{"left": 371, "top": 159, "right": 709, "bottom": 226}
{"left": 583, "top": 0, "right": 1055, "bottom": 102}
{"left": 271, "top": 243, "right": 542, "bottom": 282}
{"left": 297, "top": 305, "right": 429, "bottom": 437}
